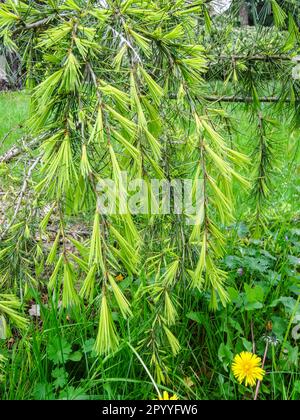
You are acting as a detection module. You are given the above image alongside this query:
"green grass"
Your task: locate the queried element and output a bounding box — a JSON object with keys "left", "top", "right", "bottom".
{"left": 0, "top": 91, "right": 30, "bottom": 154}
{"left": 0, "top": 91, "right": 299, "bottom": 400}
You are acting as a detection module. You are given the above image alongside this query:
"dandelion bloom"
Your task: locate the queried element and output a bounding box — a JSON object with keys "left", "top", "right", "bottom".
{"left": 232, "top": 351, "right": 265, "bottom": 387}
{"left": 115, "top": 274, "right": 124, "bottom": 282}
{"left": 158, "top": 391, "right": 179, "bottom": 400}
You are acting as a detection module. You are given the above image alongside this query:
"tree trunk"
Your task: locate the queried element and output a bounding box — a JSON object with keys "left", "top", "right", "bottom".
{"left": 239, "top": 1, "right": 249, "bottom": 26}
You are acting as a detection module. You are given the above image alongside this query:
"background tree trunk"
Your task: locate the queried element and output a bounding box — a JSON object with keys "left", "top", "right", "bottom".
{"left": 239, "top": 1, "right": 249, "bottom": 26}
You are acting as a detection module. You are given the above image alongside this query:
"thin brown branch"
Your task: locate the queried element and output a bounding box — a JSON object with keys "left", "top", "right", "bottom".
{"left": 0, "top": 137, "right": 40, "bottom": 164}
{"left": 169, "top": 94, "right": 294, "bottom": 103}
{"left": 24, "top": 17, "right": 51, "bottom": 30}
{"left": 13, "top": 16, "right": 55, "bottom": 34}
{"left": 203, "top": 95, "right": 293, "bottom": 103}
{"left": 0, "top": 157, "right": 40, "bottom": 240}
{"left": 217, "top": 54, "right": 292, "bottom": 62}
{"left": 254, "top": 341, "right": 269, "bottom": 400}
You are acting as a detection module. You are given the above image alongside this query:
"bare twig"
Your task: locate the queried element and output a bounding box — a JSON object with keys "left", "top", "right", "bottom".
{"left": 0, "top": 157, "right": 40, "bottom": 240}
{"left": 202, "top": 95, "right": 293, "bottom": 104}
{"left": 13, "top": 16, "right": 54, "bottom": 34}
{"left": 169, "top": 94, "right": 294, "bottom": 103}
{"left": 0, "top": 136, "right": 41, "bottom": 164}
{"left": 24, "top": 17, "right": 51, "bottom": 30}
{"left": 254, "top": 341, "right": 269, "bottom": 401}
{"left": 217, "top": 54, "right": 291, "bottom": 62}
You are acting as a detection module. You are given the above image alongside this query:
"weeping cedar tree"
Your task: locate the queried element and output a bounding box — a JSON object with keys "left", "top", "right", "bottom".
{"left": 0, "top": 0, "right": 299, "bottom": 382}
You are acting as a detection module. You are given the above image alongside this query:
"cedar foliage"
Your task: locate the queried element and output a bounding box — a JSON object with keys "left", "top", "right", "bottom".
{"left": 0, "top": 0, "right": 299, "bottom": 383}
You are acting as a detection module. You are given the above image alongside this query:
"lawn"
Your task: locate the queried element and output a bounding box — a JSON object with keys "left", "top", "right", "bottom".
{"left": 0, "top": 91, "right": 30, "bottom": 154}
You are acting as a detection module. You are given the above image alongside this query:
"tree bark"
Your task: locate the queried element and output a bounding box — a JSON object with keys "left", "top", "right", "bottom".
{"left": 239, "top": 1, "right": 249, "bottom": 26}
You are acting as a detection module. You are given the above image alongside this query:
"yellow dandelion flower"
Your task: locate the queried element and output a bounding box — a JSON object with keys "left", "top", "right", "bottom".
{"left": 158, "top": 391, "right": 179, "bottom": 400}
{"left": 232, "top": 351, "right": 265, "bottom": 387}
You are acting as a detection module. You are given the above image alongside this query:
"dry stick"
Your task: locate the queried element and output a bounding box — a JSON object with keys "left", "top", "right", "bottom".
{"left": 0, "top": 136, "right": 41, "bottom": 164}
{"left": 254, "top": 341, "right": 269, "bottom": 401}
{"left": 24, "top": 17, "right": 51, "bottom": 29}
{"left": 0, "top": 133, "right": 44, "bottom": 163}
{"left": 168, "top": 94, "right": 294, "bottom": 103}
{"left": 0, "top": 157, "right": 40, "bottom": 240}
{"left": 202, "top": 95, "right": 293, "bottom": 103}
{"left": 217, "top": 55, "right": 291, "bottom": 62}
{"left": 12, "top": 16, "right": 54, "bottom": 34}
